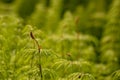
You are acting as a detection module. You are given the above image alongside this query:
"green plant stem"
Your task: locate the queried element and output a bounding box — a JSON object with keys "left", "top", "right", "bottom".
{"left": 30, "top": 31, "right": 43, "bottom": 80}
{"left": 38, "top": 47, "right": 43, "bottom": 80}
{"left": 61, "top": 34, "right": 64, "bottom": 58}
{"left": 75, "top": 17, "right": 80, "bottom": 55}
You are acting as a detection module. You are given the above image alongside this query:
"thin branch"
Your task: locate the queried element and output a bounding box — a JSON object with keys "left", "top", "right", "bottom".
{"left": 30, "top": 31, "right": 43, "bottom": 80}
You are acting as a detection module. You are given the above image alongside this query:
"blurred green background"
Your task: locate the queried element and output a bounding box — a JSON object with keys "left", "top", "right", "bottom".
{"left": 0, "top": 0, "right": 120, "bottom": 80}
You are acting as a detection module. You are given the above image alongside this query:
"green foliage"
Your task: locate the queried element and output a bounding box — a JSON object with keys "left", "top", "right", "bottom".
{"left": 100, "top": 0, "right": 120, "bottom": 64}
{"left": 15, "top": 0, "right": 39, "bottom": 18}
{"left": 28, "top": 4, "right": 47, "bottom": 29}
{"left": 111, "top": 70, "right": 120, "bottom": 80}
{"left": 0, "top": 0, "right": 120, "bottom": 80}
{"left": 44, "top": 0, "right": 63, "bottom": 32}
{"left": 1, "top": 0, "right": 14, "bottom": 3}
{"left": 66, "top": 72, "right": 95, "bottom": 80}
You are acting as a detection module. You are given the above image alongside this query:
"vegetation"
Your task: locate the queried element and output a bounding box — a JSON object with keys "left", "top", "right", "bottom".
{"left": 0, "top": 0, "right": 120, "bottom": 80}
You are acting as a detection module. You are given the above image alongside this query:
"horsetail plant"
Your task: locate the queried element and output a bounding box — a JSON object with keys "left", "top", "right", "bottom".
{"left": 75, "top": 16, "right": 80, "bottom": 56}
{"left": 111, "top": 70, "right": 120, "bottom": 80}
{"left": 30, "top": 31, "right": 43, "bottom": 80}
{"left": 66, "top": 72, "right": 96, "bottom": 80}
{"left": 0, "top": 0, "right": 120, "bottom": 80}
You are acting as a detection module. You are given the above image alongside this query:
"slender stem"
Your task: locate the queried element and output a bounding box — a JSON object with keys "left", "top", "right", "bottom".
{"left": 75, "top": 17, "right": 80, "bottom": 57}
{"left": 30, "top": 31, "right": 43, "bottom": 80}
{"left": 38, "top": 45, "right": 43, "bottom": 80}
{"left": 61, "top": 34, "right": 64, "bottom": 58}
{"left": 77, "top": 33, "right": 80, "bottom": 53}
